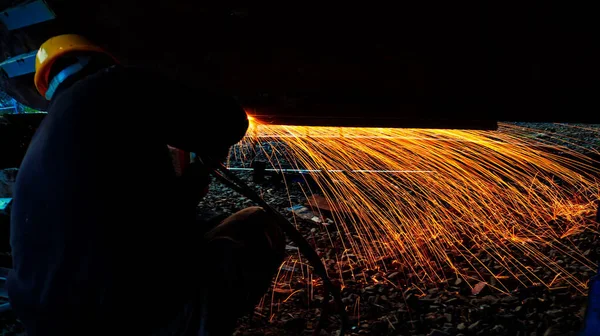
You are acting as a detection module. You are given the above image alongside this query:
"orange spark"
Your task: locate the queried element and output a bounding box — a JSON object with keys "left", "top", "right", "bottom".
{"left": 235, "top": 118, "right": 600, "bottom": 315}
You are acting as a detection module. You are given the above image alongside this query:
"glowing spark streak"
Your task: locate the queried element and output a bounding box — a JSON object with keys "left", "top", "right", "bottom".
{"left": 234, "top": 118, "right": 600, "bottom": 314}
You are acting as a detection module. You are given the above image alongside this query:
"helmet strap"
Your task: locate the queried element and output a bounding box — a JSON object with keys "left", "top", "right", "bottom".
{"left": 45, "top": 56, "right": 91, "bottom": 100}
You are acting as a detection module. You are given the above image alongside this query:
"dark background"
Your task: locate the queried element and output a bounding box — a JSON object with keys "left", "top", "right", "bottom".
{"left": 0, "top": 2, "right": 598, "bottom": 128}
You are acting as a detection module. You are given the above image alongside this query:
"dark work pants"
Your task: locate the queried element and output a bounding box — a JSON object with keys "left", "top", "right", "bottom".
{"left": 161, "top": 206, "right": 286, "bottom": 336}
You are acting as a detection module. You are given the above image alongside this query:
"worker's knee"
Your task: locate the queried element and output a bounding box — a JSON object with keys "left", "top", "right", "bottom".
{"left": 206, "top": 206, "right": 285, "bottom": 255}
{"left": 239, "top": 206, "right": 285, "bottom": 254}
{"left": 232, "top": 206, "right": 267, "bottom": 220}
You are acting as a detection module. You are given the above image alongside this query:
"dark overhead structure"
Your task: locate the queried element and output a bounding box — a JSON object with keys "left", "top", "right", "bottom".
{"left": 0, "top": 2, "right": 598, "bottom": 130}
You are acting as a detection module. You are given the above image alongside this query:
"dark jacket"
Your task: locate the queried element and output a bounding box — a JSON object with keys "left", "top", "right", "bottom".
{"left": 7, "top": 66, "right": 248, "bottom": 335}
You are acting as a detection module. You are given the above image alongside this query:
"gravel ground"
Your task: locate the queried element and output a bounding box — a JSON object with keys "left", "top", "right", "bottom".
{"left": 1, "top": 123, "right": 599, "bottom": 335}
{"left": 225, "top": 123, "right": 600, "bottom": 335}
{"left": 503, "top": 123, "right": 600, "bottom": 156}
{"left": 203, "top": 171, "right": 597, "bottom": 336}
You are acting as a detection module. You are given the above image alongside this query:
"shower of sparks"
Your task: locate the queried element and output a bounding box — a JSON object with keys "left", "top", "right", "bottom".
{"left": 230, "top": 119, "right": 600, "bottom": 306}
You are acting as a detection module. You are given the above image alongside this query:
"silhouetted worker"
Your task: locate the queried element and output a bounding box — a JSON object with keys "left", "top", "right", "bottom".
{"left": 7, "top": 34, "right": 285, "bottom": 336}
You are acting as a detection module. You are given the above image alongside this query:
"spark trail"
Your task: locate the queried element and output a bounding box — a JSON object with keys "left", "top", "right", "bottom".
{"left": 232, "top": 120, "right": 600, "bottom": 296}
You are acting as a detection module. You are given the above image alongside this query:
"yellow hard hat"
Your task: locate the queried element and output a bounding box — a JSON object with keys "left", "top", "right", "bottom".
{"left": 34, "top": 34, "right": 115, "bottom": 98}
